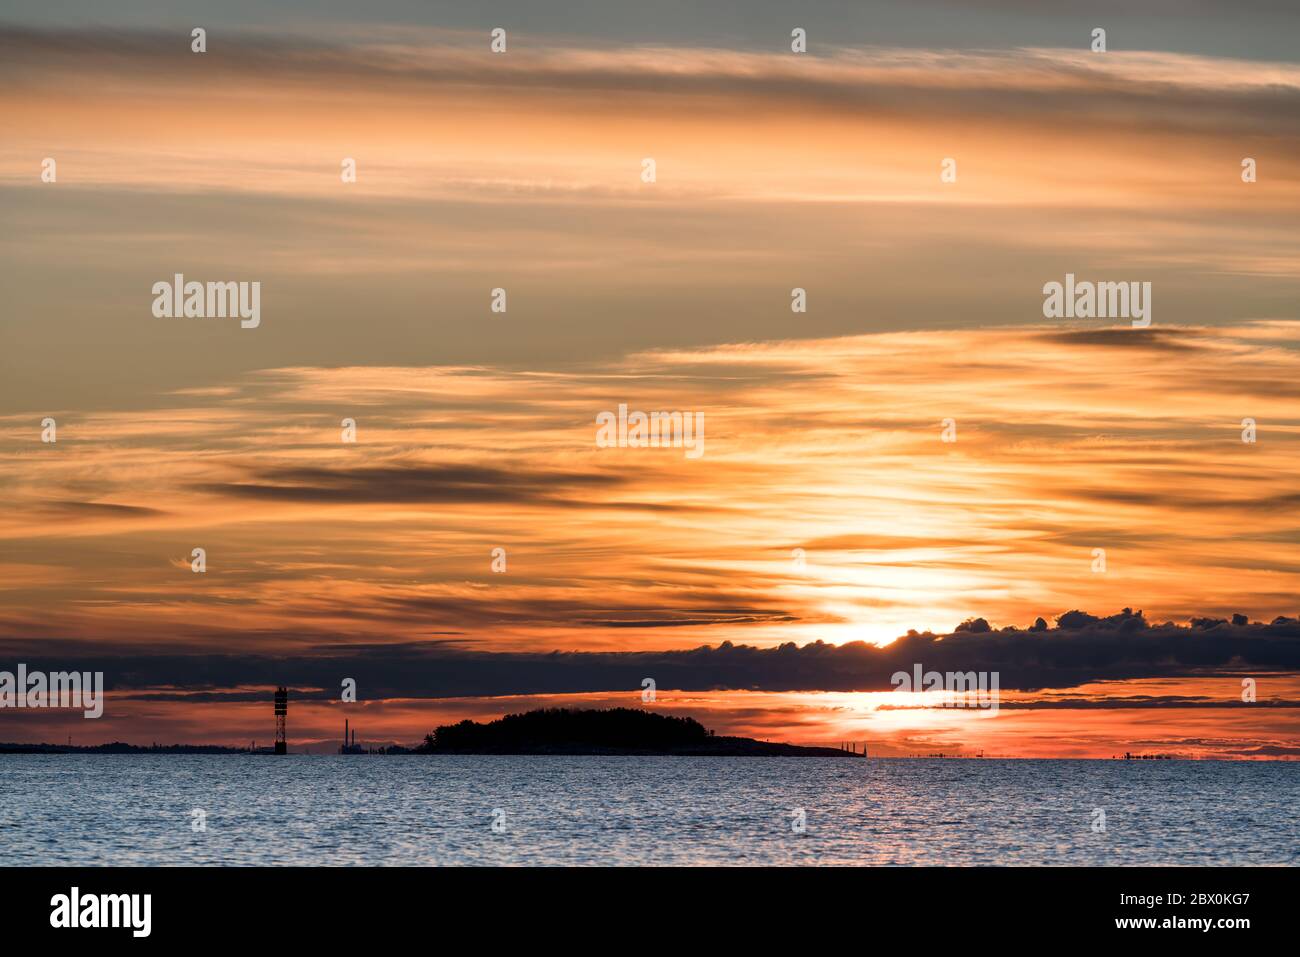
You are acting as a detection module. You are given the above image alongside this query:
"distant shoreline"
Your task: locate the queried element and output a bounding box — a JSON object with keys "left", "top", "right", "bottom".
{"left": 0, "top": 743, "right": 250, "bottom": 755}
{"left": 0, "top": 743, "right": 1278, "bottom": 760}
{"left": 419, "top": 738, "right": 860, "bottom": 758}
{"left": 0, "top": 738, "right": 858, "bottom": 758}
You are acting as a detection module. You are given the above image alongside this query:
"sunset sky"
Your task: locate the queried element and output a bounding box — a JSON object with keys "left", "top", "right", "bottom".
{"left": 1, "top": 1, "right": 1297, "bottom": 757}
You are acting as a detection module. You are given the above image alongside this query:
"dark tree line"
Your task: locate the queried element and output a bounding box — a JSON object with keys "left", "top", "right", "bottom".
{"left": 417, "top": 707, "right": 711, "bottom": 753}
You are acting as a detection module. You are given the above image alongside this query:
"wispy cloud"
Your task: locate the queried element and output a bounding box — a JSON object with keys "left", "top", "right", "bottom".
{"left": 2, "top": 323, "right": 1297, "bottom": 651}
{"left": 3, "top": 29, "right": 1297, "bottom": 208}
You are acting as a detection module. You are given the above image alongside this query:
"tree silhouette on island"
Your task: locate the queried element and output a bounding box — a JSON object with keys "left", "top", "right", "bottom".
{"left": 415, "top": 707, "right": 859, "bottom": 757}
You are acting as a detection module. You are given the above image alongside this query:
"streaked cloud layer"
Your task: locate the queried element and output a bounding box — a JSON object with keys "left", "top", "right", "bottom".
{"left": 5, "top": 30, "right": 1299, "bottom": 206}
{"left": 3, "top": 323, "right": 1297, "bottom": 652}
{"left": 3, "top": 27, "right": 1299, "bottom": 410}
{"left": 0, "top": 17, "right": 1296, "bottom": 754}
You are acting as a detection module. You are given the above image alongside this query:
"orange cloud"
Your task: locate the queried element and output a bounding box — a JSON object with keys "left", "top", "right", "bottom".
{"left": 2, "top": 322, "right": 1297, "bottom": 653}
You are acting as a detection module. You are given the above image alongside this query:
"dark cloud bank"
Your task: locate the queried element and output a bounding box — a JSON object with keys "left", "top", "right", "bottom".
{"left": 7, "top": 610, "right": 1299, "bottom": 703}
{"left": 197, "top": 464, "right": 623, "bottom": 505}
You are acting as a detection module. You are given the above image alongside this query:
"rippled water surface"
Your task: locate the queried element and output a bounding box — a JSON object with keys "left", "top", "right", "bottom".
{"left": 1, "top": 756, "right": 1295, "bottom": 865}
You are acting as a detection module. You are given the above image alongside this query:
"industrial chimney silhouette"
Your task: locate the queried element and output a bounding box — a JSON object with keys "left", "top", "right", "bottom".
{"left": 340, "top": 718, "right": 362, "bottom": 754}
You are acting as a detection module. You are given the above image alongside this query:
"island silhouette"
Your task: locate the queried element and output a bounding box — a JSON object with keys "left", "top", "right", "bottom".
{"left": 414, "top": 707, "right": 860, "bottom": 757}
